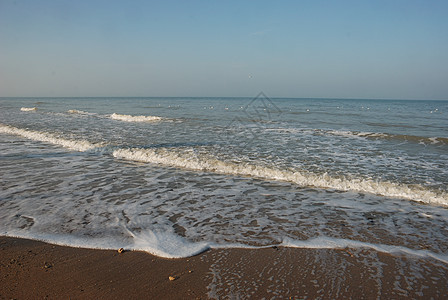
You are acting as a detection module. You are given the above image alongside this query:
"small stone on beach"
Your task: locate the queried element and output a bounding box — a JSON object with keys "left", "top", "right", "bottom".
{"left": 169, "top": 276, "right": 177, "bottom": 281}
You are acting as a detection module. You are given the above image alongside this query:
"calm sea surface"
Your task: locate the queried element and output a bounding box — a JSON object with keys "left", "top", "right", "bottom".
{"left": 1, "top": 96, "right": 447, "bottom": 260}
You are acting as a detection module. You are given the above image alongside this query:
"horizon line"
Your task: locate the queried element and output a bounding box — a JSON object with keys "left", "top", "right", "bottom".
{"left": 0, "top": 96, "right": 447, "bottom": 101}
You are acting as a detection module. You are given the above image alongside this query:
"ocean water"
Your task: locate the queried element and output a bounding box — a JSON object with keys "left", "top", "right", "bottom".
{"left": 1, "top": 96, "right": 447, "bottom": 261}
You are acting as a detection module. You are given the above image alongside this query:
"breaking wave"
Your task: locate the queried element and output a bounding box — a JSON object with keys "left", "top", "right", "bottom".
{"left": 113, "top": 147, "right": 448, "bottom": 206}
{"left": 0, "top": 124, "right": 102, "bottom": 152}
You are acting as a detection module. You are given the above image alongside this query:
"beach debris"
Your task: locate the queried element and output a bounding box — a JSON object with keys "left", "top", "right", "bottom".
{"left": 43, "top": 262, "right": 53, "bottom": 269}
{"left": 118, "top": 248, "right": 125, "bottom": 254}
{"left": 168, "top": 275, "right": 178, "bottom": 281}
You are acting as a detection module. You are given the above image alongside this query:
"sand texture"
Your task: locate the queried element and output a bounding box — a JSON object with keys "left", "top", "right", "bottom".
{"left": 1, "top": 236, "right": 447, "bottom": 299}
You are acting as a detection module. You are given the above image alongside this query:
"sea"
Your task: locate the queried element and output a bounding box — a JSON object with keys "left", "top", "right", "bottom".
{"left": 1, "top": 95, "right": 447, "bottom": 262}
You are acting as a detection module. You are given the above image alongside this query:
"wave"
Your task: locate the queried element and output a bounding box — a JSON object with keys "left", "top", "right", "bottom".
{"left": 327, "top": 130, "right": 448, "bottom": 145}
{"left": 270, "top": 128, "right": 448, "bottom": 145}
{"left": 67, "top": 109, "right": 91, "bottom": 115}
{"left": 20, "top": 107, "right": 37, "bottom": 112}
{"left": 109, "top": 113, "right": 163, "bottom": 122}
{"left": 2, "top": 122, "right": 446, "bottom": 205}
{"left": 0, "top": 124, "right": 102, "bottom": 152}
{"left": 113, "top": 147, "right": 448, "bottom": 206}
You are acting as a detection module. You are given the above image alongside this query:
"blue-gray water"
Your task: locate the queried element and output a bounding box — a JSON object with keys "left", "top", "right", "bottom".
{"left": 0, "top": 96, "right": 447, "bottom": 260}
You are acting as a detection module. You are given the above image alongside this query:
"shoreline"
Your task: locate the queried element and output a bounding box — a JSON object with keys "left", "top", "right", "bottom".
{"left": 1, "top": 236, "right": 448, "bottom": 299}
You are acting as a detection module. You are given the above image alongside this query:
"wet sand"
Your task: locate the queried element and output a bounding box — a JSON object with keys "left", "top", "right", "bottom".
{"left": 1, "top": 236, "right": 447, "bottom": 299}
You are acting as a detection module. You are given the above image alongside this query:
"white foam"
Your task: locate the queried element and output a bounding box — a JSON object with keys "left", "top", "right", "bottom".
{"left": 110, "top": 113, "right": 162, "bottom": 122}
{"left": 2, "top": 228, "right": 209, "bottom": 259}
{"left": 0, "top": 124, "right": 102, "bottom": 152}
{"left": 324, "top": 129, "right": 447, "bottom": 145}
{"left": 428, "top": 137, "right": 448, "bottom": 145}
{"left": 126, "top": 229, "right": 210, "bottom": 258}
{"left": 267, "top": 128, "right": 389, "bottom": 139}
{"left": 20, "top": 107, "right": 37, "bottom": 112}
{"left": 67, "top": 109, "right": 91, "bottom": 115}
{"left": 326, "top": 129, "right": 387, "bottom": 139}
{"left": 9, "top": 229, "right": 447, "bottom": 262}
{"left": 282, "top": 236, "right": 448, "bottom": 264}
{"left": 3, "top": 231, "right": 121, "bottom": 252}
{"left": 113, "top": 147, "right": 448, "bottom": 206}
{"left": 4, "top": 231, "right": 448, "bottom": 263}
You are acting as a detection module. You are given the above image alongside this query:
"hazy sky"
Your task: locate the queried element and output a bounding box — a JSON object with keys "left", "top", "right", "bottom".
{"left": 1, "top": 0, "right": 447, "bottom": 99}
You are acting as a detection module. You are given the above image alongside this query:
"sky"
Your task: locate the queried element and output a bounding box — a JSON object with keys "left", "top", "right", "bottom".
{"left": 1, "top": 0, "right": 447, "bottom": 99}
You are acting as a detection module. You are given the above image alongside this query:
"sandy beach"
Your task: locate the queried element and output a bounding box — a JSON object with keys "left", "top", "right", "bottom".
{"left": 1, "top": 236, "right": 447, "bottom": 299}
{"left": 2, "top": 0, "right": 448, "bottom": 297}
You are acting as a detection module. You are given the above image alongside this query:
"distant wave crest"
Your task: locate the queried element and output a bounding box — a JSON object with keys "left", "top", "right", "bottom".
{"left": 20, "top": 107, "right": 37, "bottom": 112}
{"left": 327, "top": 129, "right": 448, "bottom": 145}
{"left": 67, "top": 109, "right": 90, "bottom": 115}
{"left": 270, "top": 128, "right": 448, "bottom": 145}
{"left": 110, "top": 113, "right": 163, "bottom": 122}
